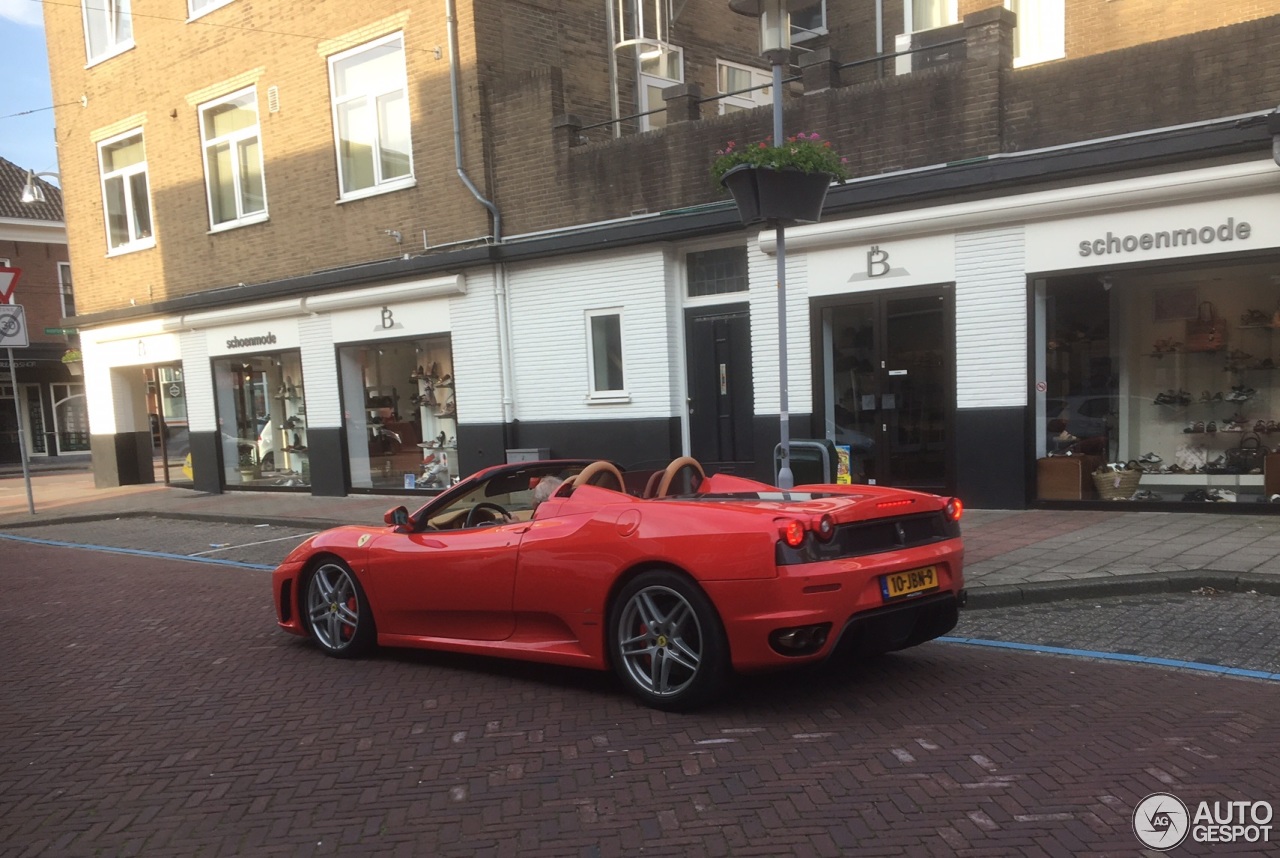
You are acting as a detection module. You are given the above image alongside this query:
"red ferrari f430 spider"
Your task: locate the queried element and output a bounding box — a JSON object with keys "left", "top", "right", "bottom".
{"left": 273, "top": 457, "right": 965, "bottom": 710}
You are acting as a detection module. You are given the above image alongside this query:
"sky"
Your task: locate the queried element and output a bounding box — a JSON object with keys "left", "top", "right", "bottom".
{"left": 0, "top": 0, "right": 61, "bottom": 179}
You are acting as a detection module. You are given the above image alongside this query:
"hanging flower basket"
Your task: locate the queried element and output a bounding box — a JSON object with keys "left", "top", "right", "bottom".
{"left": 711, "top": 133, "right": 848, "bottom": 227}
{"left": 61, "top": 349, "right": 83, "bottom": 377}
{"left": 720, "top": 164, "right": 834, "bottom": 226}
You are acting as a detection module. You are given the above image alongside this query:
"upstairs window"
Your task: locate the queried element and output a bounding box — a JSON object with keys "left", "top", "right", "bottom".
{"left": 1006, "top": 0, "right": 1065, "bottom": 66}
{"left": 638, "top": 44, "right": 682, "bottom": 131}
{"left": 200, "top": 88, "right": 267, "bottom": 229}
{"left": 58, "top": 263, "right": 76, "bottom": 318}
{"left": 907, "top": 0, "right": 957, "bottom": 31}
{"left": 98, "top": 130, "right": 154, "bottom": 254}
{"left": 717, "top": 60, "right": 771, "bottom": 114}
{"left": 329, "top": 33, "right": 413, "bottom": 199}
{"left": 791, "top": 0, "right": 826, "bottom": 41}
{"left": 83, "top": 0, "right": 133, "bottom": 63}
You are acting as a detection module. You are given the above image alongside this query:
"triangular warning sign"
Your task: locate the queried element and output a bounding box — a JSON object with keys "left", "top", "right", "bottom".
{"left": 0, "top": 267, "right": 20, "bottom": 304}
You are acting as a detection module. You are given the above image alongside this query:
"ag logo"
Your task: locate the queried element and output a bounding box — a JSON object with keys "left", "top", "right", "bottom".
{"left": 1133, "top": 792, "right": 1189, "bottom": 850}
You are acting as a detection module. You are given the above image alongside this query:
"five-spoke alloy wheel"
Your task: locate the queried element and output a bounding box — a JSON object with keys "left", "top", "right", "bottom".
{"left": 304, "top": 559, "right": 376, "bottom": 658}
{"left": 609, "top": 570, "right": 729, "bottom": 711}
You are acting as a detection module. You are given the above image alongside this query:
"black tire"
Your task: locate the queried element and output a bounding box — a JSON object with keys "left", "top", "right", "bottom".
{"left": 303, "top": 558, "right": 377, "bottom": 658}
{"left": 608, "top": 570, "right": 730, "bottom": 711}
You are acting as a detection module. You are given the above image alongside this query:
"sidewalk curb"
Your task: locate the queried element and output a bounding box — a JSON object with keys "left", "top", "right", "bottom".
{"left": 0, "top": 509, "right": 354, "bottom": 532}
{"left": 965, "top": 570, "right": 1280, "bottom": 609}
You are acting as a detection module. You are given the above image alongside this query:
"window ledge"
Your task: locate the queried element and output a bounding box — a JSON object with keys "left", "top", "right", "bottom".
{"left": 335, "top": 177, "right": 416, "bottom": 204}
{"left": 586, "top": 392, "right": 631, "bottom": 405}
{"left": 1013, "top": 51, "right": 1066, "bottom": 68}
{"left": 208, "top": 212, "right": 269, "bottom": 234}
{"left": 187, "top": 0, "right": 235, "bottom": 22}
{"left": 85, "top": 41, "right": 136, "bottom": 69}
{"left": 105, "top": 237, "right": 156, "bottom": 257}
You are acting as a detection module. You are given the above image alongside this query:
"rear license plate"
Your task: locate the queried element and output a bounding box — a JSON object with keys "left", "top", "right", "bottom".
{"left": 880, "top": 566, "right": 939, "bottom": 601}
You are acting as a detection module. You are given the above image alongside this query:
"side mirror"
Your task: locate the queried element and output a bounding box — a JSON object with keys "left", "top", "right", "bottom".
{"left": 384, "top": 506, "right": 410, "bottom": 528}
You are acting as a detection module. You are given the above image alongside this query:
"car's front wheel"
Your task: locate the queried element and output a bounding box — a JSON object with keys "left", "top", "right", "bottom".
{"left": 608, "top": 570, "right": 729, "bottom": 711}
{"left": 303, "top": 558, "right": 376, "bottom": 658}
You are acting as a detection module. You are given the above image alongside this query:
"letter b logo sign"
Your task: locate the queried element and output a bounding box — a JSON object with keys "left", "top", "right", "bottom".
{"left": 867, "top": 246, "right": 890, "bottom": 278}
{"left": 381, "top": 306, "right": 395, "bottom": 329}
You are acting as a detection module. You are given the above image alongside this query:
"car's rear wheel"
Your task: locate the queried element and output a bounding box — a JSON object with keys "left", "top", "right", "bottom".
{"left": 609, "top": 570, "right": 729, "bottom": 711}
{"left": 303, "top": 559, "right": 376, "bottom": 658}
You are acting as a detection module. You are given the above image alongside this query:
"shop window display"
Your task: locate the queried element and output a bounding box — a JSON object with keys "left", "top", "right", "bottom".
{"left": 1039, "top": 261, "right": 1280, "bottom": 505}
{"left": 212, "top": 352, "right": 308, "bottom": 489}
{"left": 339, "top": 335, "right": 457, "bottom": 492}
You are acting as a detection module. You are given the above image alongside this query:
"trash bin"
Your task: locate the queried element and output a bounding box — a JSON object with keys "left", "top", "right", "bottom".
{"left": 774, "top": 439, "right": 838, "bottom": 485}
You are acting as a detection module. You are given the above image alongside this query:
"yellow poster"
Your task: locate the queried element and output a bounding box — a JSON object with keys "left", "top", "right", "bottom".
{"left": 836, "top": 445, "right": 851, "bottom": 484}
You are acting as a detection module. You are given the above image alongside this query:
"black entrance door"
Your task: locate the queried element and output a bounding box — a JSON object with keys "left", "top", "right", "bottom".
{"left": 817, "top": 288, "right": 954, "bottom": 493}
{"left": 0, "top": 390, "right": 18, "bottom": 464}
{"left": 686, "top": 306, "right": 754, "bottom": 471}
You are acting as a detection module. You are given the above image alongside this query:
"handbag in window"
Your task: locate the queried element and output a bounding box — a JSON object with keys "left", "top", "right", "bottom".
{"left": 1185, "top": 301, "right": 1227, "bottom": 352}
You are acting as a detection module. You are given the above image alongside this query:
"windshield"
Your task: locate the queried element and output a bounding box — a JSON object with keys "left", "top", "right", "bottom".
{"left": 424, "top": 462, "right": 587, "bottom": 528}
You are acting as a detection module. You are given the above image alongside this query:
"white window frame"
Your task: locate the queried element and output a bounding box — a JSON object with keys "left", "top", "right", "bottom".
{"left": 638, "top": 44, "right": 683, "bottom": 132}
{"left": 716, "top": 60, "right": 772, "bottom": 114}
{"left": 57, "top": 262, "right": 75, "bottom": 319}
{"left": 328, "top": 32, "right": 414, "bottom": 202}
{"left": 188, "top": 0, "right": 234, "bottom": 21}
{"left": 82, "top": 0, "right": 134, "bottom": 65}
{"left": 905, "top": 0, "right": 958, "bottom": 33}
{"left": 199, "top": 87, "right": 268, "bottom": 231}
{"left": 791, "top": 0, "right": 827, "bottom": 42}
{"left": 1005, "top": 0, "right": 1065, "bottom": 66}
{"left": 586, "top": 309, "right": 628, "bottom": 402}
{"left": 97, "top": 128, "right": 155, "bottom": 256}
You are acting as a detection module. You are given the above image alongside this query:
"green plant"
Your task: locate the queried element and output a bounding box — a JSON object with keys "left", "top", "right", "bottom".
{"left": 61, "top": 348, "right": 82, "bottom": 363}
{"left": 711, "top": 132, "right": 851, "bottom": 187}
{"left": 237, "top": 443, "right": 257, "bottom": 469}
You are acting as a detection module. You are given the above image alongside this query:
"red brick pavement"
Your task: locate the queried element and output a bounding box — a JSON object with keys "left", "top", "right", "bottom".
{"left": 3, "top": 540, "right": 1278, "bottom": 857}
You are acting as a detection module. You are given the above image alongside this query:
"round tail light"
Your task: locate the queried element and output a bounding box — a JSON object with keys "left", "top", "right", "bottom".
{"left": 945, "top": 497, "right": 964, "bottom": 521}
{"left": 813, "top": 513, "right": 835, "bottom": 541}
{"left": 782, "top": 519, "right": 806, "bottom": 547}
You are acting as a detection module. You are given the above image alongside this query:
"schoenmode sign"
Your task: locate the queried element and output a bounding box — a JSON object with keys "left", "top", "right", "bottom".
{"left": 1078, "top": 218, "right": 1252, "bottom": 257}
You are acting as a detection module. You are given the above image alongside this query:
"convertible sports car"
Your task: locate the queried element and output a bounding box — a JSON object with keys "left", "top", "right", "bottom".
{"left": 273, "top": 457, "right": 966, "bottom": 710}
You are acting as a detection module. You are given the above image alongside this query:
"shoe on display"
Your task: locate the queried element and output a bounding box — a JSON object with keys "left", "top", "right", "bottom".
{"left": 1130, "top": 490, "right": 1160, "bottom": 501}
{"left": 1182, "top": 489, "right": 1208, "bottom": 502}
{"left": 1138, "top": 452, "right": 1162, "bottom": 463}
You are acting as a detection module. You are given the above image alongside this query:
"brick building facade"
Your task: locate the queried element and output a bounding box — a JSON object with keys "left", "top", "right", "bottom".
{"left": 41, "top": 0, "right": 1280, "bottom": 506}
{"left": 0, "top": 158, "right": 86, "bottom": 465}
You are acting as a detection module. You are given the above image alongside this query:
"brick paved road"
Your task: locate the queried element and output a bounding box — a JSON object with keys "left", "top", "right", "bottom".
{"left": 956, "top": 591, "right": 1280, "bottom": 675}
{"left": 4, "top": 541, "right": 1279, "bottom": 857}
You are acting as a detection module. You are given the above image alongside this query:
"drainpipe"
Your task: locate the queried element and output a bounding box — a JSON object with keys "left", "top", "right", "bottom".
{"left": 447, "top": 0, "right": 501, "bottom": 242}
{"left": 447, "top": 0, "right": 516, "bottom": 432}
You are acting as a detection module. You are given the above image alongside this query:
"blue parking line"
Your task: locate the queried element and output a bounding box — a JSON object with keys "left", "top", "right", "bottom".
{"left": 940, "top": 636, "right": 1280, "bottom": 682}
{"left": 0, "top": 532, "right": 274, "bottom": 571}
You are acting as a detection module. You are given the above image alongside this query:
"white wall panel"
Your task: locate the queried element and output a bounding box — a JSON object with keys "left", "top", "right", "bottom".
{"left": 298, "top": 315, "right": 341, "bottom": 428}
{"left": 505, "top": 248, "right": 674, "bottom": 421}
{"left": 749, "top": 235, "right": 812, "bottom": 415}
{"left": 956, "top": 227, "right": 1027, "bottom": 409}
{"left": 449, "top": 268, "right": 506, "bottom": 424}
{"left": 180, "top": 329, "right": 216, "bottom": 433}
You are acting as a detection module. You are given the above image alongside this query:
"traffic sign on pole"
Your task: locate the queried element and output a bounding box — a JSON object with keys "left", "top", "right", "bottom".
{"left": 0, "top": 304, "right": 28, "bottom": 348}
{"left": 0, "top": 266, "right": 19, "bottom": 304}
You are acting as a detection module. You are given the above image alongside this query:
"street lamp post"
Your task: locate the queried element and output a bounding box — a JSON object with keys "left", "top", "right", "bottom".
{"left": 728, "top": 0, "right": 820, "bottom": 489}
{"left": 21, "top": 170, "right": 60, "bottom": 204}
